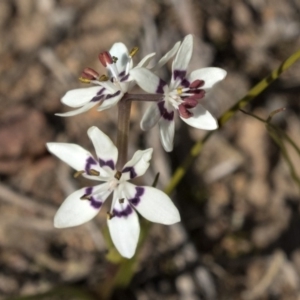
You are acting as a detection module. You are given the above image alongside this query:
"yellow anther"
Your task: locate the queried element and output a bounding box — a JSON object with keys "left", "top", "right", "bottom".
{"left": 88, "top": 169, "right": 100, "bottom": 176}
{"left": 107, "top": 212, "right": 114, "bottom": 220}
{"left": 119, "top": 198, "right": 124, "bottom": 204}
{"left": 80, "top": 194, "right": 91, "bottom": 200}
{"left": 73, "top": 170, "right": 85, "bottom": 178}
{"left": 114, "top": 171, "right": 122, "bottom": 180}
{"left": 129, "top": 47, "right": 139, "bottom": 57}
{"left": 176, "top": 87, "right": 183, "bottom": 95}
{"left": 99, "top": 74, "right": 109, "bottom": 81}
{"left": 79, "top": 77, "right": 91, "bottom": 84}
{"left": 112, "top": 56, "right": 118, "bottom": 63}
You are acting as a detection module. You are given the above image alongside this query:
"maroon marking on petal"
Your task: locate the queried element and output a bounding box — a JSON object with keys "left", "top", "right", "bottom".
{"left": 113, "top": 205, "right": 133, "bottom": 218}
{"left": 122, "top": 166, "right": 137, "bottom": 179}
{"left": 158, "top": 101, "right": 174, "bottom": 121}
{"left": 98, "top": 51, "right": 113, "bottom": 67}
{"left": 129, "top": 187, "right": 145, "bottom": 206}
{"left": 156, "top": 79, "right": 167, "bottom": 94}
{"left": 190, "top": 80, "right": 204, "bottom": 89}
{"left": 99, "top": 159, "right": 115, "bottom": 170}
{"left": 173, "top": 70, "right": 186, "bottom": 80}
{"left": 178, "top": 104, "right": 193, "bottom": 119}
{"left": 81, "top": 67, "right": 99, "bottom": 80}
{"left": 105, "top": 90, "right": 121, "bottom": 99}
{"left": 85, "top": 157, "right": 97, "bottom": 173}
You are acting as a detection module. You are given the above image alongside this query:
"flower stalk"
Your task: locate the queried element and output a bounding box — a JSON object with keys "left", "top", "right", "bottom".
{"left": 116, "top": 97, "right": 132, "bottom": 170}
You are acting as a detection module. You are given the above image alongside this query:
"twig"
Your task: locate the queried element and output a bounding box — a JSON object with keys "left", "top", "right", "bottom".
{"left": 242, "top": 250, "right": 285, "bottom": 300}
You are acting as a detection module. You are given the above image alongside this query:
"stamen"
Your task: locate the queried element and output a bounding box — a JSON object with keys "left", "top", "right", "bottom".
{"left": 190, "top": 79, "right": 204, "bottom": 89}
{"left": 99, "top": 74, "right": 109, "bottom": 81}
{"left": 98, "top": 51, "right": 113, "bottom": 67}
{"left": 73, "top": 170, "right": 85, "bottom": 178}
{"left": 81, "top": 67, "right": 99, "bottom": 80}
{"left": 119, "top": 198, "right": 124, "bottom": 203}
{"left": 80, "top": 194, "right": 91, "bottom": 200}
{"left": 88, "top": 169, "right": 100, "bottom": 176}
{"left": 178, "top": 104, "right": 193, "bottom": 119}
{"left": 112, "top": 56, "right": 118, "bottom": 63}
{"left": 107, "top": 211, "right": 115, "bottom": 220}
{"left": 129, "top": 47, "right": 139, "bottom": 57}
{"left": 176, "top": 87, "right": 183, "bottom": 95}
{"left": 114, "top": 171, "right": 122, "bottom": 180}
{"left": 78, "top": 77, "right": 91, "bottom": 84}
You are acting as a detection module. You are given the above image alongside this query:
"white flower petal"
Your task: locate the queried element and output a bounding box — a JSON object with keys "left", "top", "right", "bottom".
{"left": 129, "top": 68, "right": 167, "bottom": 94}
{"left": 108, "top": 191, "right": 140, "bottom": 258}
{"left": 136, "top": 52, "right": 156, "bottom": 68}
{"left": 172, "top": 34, "right": 193, "bottom": 74}
{"left": 61, "top": 87, "right": 106, "bottom": 108}
{"left": 159, "top": 118, "right": 175, "bottom": 152}
{"left": 188, "top": 67, "right": 227, "bottom": 90}
{"left": 180, "top": 104, "right": 218, "bottom": 130}
{"left": 121, "top": 149, "right": 153, "bottom": 181}
{"left": 140, "top": 103, "right": 161, "bottom": 131}
{"left": 94, "top": 80, "right": 119, "bottom": 94}
{"left": 54, "top": 185, "right": 110, "bottom": 228}
{"left": 124, "top": 182, "right": 180, "bottom": 225}
{"left": 55, "top": 102, "right": 98, "bottom": 117}
{"left": 152, "top": 41, "right": 180, "bottom": 71}
{"left": 47, "top": 142, "right": 100, "bottom": 172}
{"left": 109, "top": 42, "right": 129, "bottom": 74}
{"left": 97, "top": 91, "right": 123, "bottom": 111}
{"left": 87, "top": 126, "right": 118, "bottom": 172}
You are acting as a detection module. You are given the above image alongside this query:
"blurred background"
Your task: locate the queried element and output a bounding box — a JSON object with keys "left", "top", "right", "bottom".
{"left": 1, "top": 0, "right": 300, "bottom": 299}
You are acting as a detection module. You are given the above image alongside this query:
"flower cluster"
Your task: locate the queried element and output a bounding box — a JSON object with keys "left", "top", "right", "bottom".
{"left": 47, "top": 34, "right": 226, "bottom": 258}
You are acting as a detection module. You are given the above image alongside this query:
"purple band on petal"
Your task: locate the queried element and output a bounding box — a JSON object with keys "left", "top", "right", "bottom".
{"left": 158, "top": 101, "right": 174, "bottom": 121}
{"left": 85, "top": 157, "right": 97, "bottom": 173}
{"left": 156, "top": 79, "right": 167, "bottom": 94}
{"left": 181, "top": 78, "right": 190, "bottom": 88}
{"left": 173, "top": 70, "right": 186, "bottom": 80}
{"left": 99, "top": 158, "right": 115, "bottom": 170}
{"left": 120, "top": 74, "right": 129, "bottom": 82}
{"left": 84, "top": 187, "right": 102, "bottom": 209}
{"left": 90, "top": 197, "right": 102, "bottom": 209}
{"left": 113, "top": 205, "right": 133, "bottom": 218}
{"left": 122, "top": 166, "right": 137, "bottom": 179}
{"left": 119, "top": 70, "right": 126, "bottom": 77}
{"left": 91, "top": 88, "right": 106, "bottom": 102}
{"left": 129, "top": 187, "right": 145, "bottom": 206}
{"left": 85, "top": 187, "right": 93, "bottom": 195}
{"left": 106, "top": 90, "right": 121, "bottom": 99}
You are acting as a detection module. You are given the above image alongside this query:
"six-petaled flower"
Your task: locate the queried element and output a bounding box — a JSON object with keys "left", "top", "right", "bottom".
{"left": 130, "top": 34, "right": 227, "bottom": 152}
{"left": 47, "top": 127, "right": 180, "bottom": 258}
{"left": 57, "top": 41, "right": 180, "bottom": 117}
